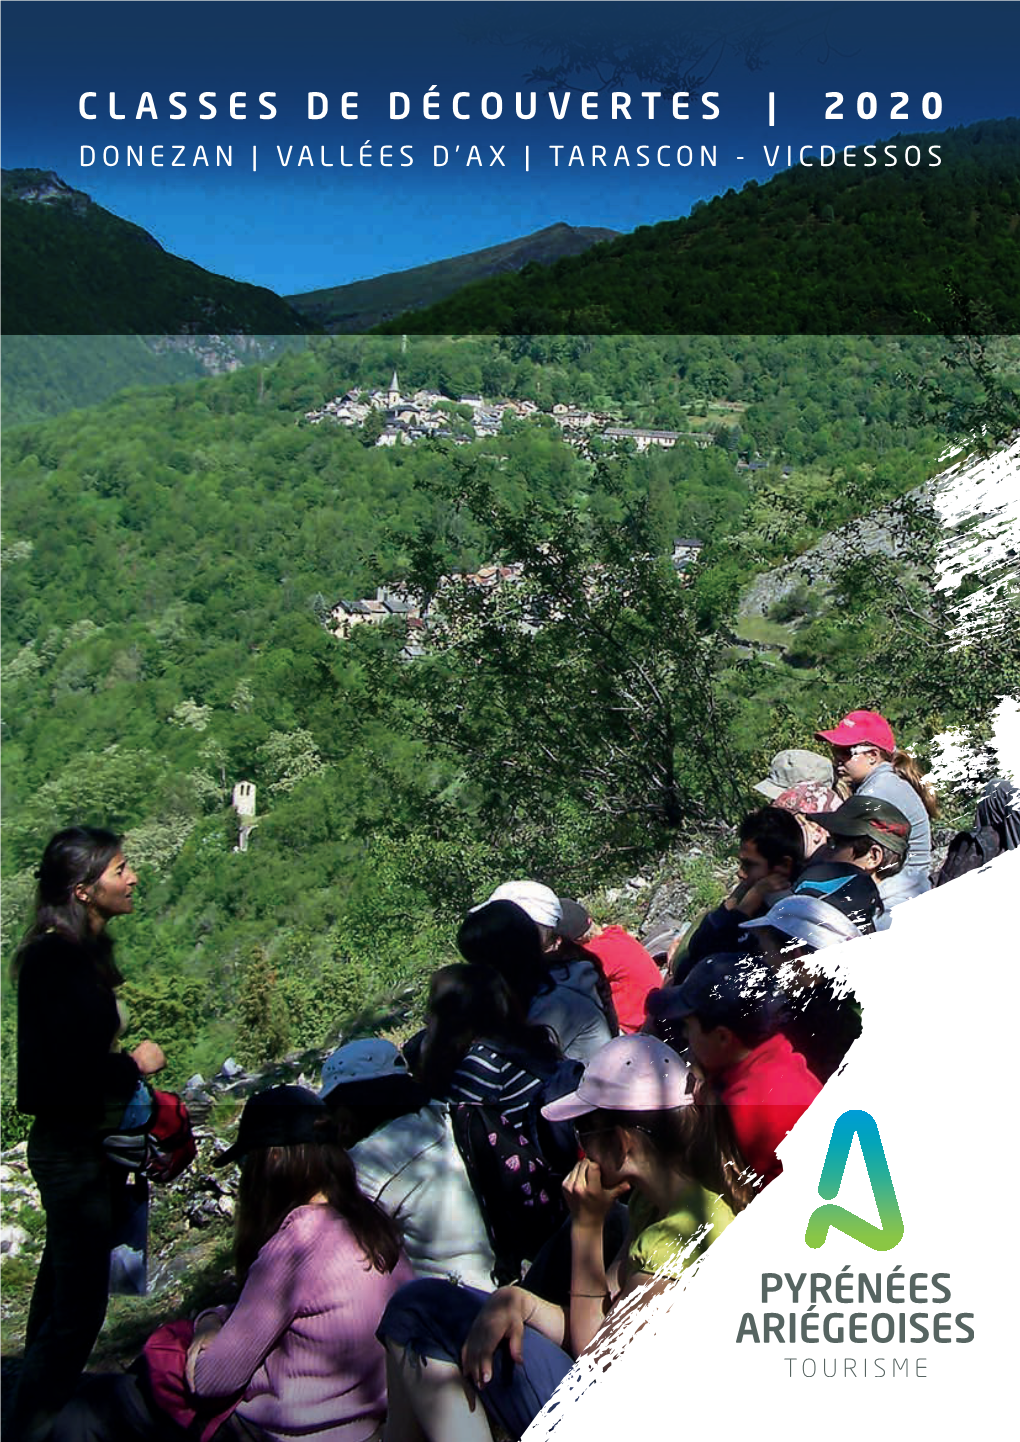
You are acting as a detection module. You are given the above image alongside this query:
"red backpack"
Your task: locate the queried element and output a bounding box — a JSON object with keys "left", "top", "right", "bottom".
{"left": 142, "top": 1317, "right": 242, "bottom": 1440}
{"left": 145, "top": 1089, "right": 198, "bottom": 1183}
{"left": 105, "top": 1087, "right": 197, "bottom": 1184}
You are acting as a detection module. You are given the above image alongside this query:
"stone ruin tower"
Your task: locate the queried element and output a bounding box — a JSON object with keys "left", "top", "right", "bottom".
{"left": 232, "top": 781, "right": 257, "bottom": 852}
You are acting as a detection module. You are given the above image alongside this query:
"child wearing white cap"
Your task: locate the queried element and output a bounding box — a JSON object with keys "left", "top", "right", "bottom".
{"left": 459, "top": 893, "right": 613, "bottom": 1065}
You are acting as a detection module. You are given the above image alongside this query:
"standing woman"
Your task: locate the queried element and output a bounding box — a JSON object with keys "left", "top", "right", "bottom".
{"left": 11, "top": 827, "right": 165, "bottom": 1442}
{"left": 815, "top": 709, "right": 938, "bottom": 918}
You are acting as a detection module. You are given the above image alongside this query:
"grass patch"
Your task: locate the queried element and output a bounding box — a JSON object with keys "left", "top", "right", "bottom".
{"left": 208, "top": 1096, "right": 244, "bottom": 1135}
{"left": 93, "top": 1227, "right": 236, "bottom": 1371}
{"left": 733, "top": 614, "right": 796, "bottom": 647}
{"left": 677, "top": 852, "right": 730, "bottom": 915}
{"left": 15, "top": 1206, "right": 44, "bottom": 1239}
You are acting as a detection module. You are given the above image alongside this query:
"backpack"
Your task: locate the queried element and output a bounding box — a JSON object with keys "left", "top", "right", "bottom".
{"left": 140, "top": 1317, "right": 243, "bottom": 1442}
{"left": 105, "top": 1087, "right": 198, "bottom": 1184}
{"left": 450, "top": 1056, "right": 583, "bottom": 1287}
{"left": 145, "top": 1089, "right": 198, "bottom": 1183}
{"left": 933, "top": 825, "right": 1002, "bottom": 887}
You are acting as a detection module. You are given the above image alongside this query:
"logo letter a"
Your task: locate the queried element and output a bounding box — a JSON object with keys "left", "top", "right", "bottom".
{"left": 805, "top": 1110, "right": 904, "bottom": 1251}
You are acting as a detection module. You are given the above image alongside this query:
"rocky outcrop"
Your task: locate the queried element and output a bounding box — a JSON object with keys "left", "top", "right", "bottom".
{"left": 1, "top": 168, "right": 92, "bottom": 215}
{"left": 147, "top": 333, "right": 294, "bottom": 377}
{"left": 740, "top": 506, "right": 916, "bottom": 619}
{"left": 637, "top": 854, "right": 722, "bottom": 954}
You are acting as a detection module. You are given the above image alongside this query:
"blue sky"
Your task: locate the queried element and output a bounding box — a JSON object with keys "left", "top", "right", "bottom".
{"left": 2, "top": 1, "right": 1018, "bottom": 296}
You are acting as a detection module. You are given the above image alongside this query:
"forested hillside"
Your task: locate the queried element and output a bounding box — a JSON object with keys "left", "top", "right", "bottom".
{"left": 3, "top": 332, "right": 1017, "bottom": 1142}
{"left": 375, "top": 120, "right": 1020, "bottom": 333}
{"left": 1, "top": 335, "right": 307, "bottom": 428}
{"left": 286, "top": 223, "right": 619, "bottom": 332}
{"left": 1, "top": 169, "right": 318, "bottom": 335}
{"left": 1, "top": 337, "right": 205, "bottom": 427}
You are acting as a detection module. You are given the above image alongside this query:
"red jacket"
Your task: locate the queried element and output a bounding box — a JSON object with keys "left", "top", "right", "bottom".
{"left": 583, "top": 926, "right": 663, "bottom": 1034}
{"left": 719, "top": 1034, "right": 821, "bottom": 1187}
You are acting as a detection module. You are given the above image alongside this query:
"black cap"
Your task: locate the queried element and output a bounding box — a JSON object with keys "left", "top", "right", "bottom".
{"left": 804, "top": 795, "right": 910, "bottom": 855}
{"left": 212, "top": 1085, "right": 326, "bottom": 1167}
{"left": 556, "top": 897, "right": 593, "bottom": 941}
{"left": 661, "top": 952, "right": 787, "bottom": 1040}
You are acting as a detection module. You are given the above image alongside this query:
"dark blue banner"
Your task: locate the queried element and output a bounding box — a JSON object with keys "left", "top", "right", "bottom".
{"left": 3, "top": 2, "right": 1017, "bottom": 295}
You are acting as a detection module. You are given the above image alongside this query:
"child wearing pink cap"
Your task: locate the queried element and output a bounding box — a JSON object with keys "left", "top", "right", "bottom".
{"left": 771, "top": 780, "right": 842, "bottom": 860}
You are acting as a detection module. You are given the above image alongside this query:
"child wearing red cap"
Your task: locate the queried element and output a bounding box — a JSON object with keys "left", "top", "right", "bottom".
{"left": 815, "top": 709, "right": 938, "bottom": 919}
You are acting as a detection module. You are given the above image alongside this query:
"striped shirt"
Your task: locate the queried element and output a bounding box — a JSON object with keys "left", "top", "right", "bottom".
{"left": 447, "top": 1041, "right": 545, "bottom": 1120}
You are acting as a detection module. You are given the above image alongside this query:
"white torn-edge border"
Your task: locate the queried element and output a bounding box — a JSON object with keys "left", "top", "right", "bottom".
{"left": 931, "top": 434, "right": 1020, "bottom": 646}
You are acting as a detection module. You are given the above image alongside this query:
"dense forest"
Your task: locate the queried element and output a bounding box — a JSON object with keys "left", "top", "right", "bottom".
{"left": 0, "top": 334, "right": 306, "bottom": 429}
{"left": 375, "top": 121, "right": 1020, "bottom": 334}
{"left": 1, "top": 336, "right": 205, "bottom": 427}
{"left": 2, "top": 331, "right": 1017, "bottom": 1144}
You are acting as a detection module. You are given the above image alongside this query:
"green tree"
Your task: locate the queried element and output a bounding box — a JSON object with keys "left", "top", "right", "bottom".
{"left": 235, "top": 945, "right": 291, "bottom": 1068}
{"left": 257, "top": 728, "right": 324, "bottom": 796}
{"left": 394, "top": 451, "right": 744, "bottom": 847}
{"left": 643, "top": 462, "right": 680, "bottom": 556}
{"left": 909, "top": 288, "right": 1020, "bottom": 452}
{"left": 818, "top": 486, "right": 1020, "bottom": 741}
{"left": 119, "top": 974, "right": 208, "bottom": 1084}
{"left": 359, "top": 409, "right": 385, "bottom": 447}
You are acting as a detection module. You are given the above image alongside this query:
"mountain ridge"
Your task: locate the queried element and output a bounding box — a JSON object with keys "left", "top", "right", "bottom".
{"left": 371, "top": 118, "right": 1020, "bottom": 334}
{"left": 1, "top": 168, "right": 317, "bottom": 335}
{"left": 286, "top": 222, "right": 619, "bottom": 332}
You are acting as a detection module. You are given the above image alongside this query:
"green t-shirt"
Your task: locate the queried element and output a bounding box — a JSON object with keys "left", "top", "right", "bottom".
{"left": 627, "top": 1184, "right": 733, "bottom": 1280}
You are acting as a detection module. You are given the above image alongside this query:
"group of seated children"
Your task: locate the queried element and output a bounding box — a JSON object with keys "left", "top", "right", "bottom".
{"left": 48, "top": 708, "right": 1014, "bottom": 1442}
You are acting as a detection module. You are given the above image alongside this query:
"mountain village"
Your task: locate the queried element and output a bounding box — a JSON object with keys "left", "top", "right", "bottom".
{"left": 303, "top": 370, "right": 720, "bottom": 454}
{"left": 305, "top": 372, "right": 791, "bottom": 655}
{"left": 301, "top": 372, "right": 796, "bottom": 657}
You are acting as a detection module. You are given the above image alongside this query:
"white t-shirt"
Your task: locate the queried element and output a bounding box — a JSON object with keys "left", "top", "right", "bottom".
{"left": 351, "top": 1100, "right": 496, "bottom": 1291}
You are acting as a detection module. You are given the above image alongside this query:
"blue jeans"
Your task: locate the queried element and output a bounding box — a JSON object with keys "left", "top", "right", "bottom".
{"left": 11, "top": 1121, "right": 128, "bottom": 1442}
{"left": 378, "top": 1280, "right": 574, "bottom": 1439}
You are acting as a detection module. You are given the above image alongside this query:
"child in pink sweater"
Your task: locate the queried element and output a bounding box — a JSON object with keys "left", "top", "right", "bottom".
{"left": 50, "top": 1087, "right": 412, "bottom": 1442}
{"left": 192, "top": 1201, "right": 413, "bottom": 1440}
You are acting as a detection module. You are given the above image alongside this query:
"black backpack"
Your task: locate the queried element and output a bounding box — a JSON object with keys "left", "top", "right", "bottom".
{"left": 933, "top": 824, "right": 1002, "bottom": 886}
{"left": 449, "top": 1056, "right": 582, "bottom": 1286}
